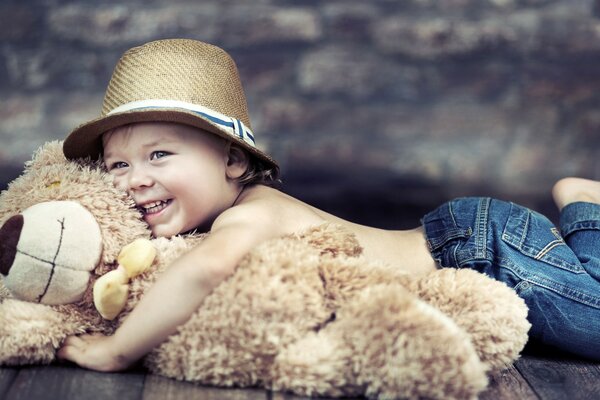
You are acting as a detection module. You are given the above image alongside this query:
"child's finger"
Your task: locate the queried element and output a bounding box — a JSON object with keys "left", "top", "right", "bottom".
{"left": 56, "top": 336, "right": 85, "bottom": 361}
{"left": 56, "top": 343, "right": 76, "bottom": 361}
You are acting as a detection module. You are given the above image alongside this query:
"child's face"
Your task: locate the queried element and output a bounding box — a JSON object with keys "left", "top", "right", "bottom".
{"left": 103, "top": 122, "right": 235, "bottom": 237}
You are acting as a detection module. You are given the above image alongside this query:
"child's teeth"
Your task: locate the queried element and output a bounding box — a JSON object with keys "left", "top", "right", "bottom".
{"left": 144, "top": 201, "right": 161, "bottom": 209}
{"left": 140, "top": 200, "right": 168, "bottom": 214}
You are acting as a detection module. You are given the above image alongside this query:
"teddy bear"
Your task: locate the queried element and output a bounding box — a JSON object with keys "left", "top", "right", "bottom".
{"left": 0, "top": 141, "right": 531, "bottom": 400}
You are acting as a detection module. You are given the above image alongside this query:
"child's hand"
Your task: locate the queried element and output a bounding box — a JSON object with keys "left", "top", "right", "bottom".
{"left": 57, "top": 334, "right": 132, "bottom": 372}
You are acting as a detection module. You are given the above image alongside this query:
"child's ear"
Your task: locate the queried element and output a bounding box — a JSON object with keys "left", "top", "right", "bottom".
{"left": 224, "top": 143, "right": 249, "bottom": 180}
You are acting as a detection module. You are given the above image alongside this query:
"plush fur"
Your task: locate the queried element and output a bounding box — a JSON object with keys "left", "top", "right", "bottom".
{"left": 0, "top": 141, "right": 531, "bottom": 399}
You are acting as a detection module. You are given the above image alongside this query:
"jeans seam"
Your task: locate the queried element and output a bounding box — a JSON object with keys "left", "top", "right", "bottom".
{"left": 508, "top": 239, "right": 583, "bottom": 273}
{"left": 475, "top": 198, "right": 489, "bottom": 259}
{"left": 499, "top": 257, "right": 600, "bottom": 309}
{"left": 550, "top": 227, "right": 562, "bottom": 240}
{"left": 448, "top": 200, "right": 458, "bottom": 227}
{"left": 519, "top": 207, "right": 529, "bottom": 248}
{"left": 535, "top": 240, "right": 566, "bottom": 260}
{"left": 526, "top": 278, "right": 600, "bottom": 309}
{"left": 562, "top": 221, "right": 600, "bottom": 238}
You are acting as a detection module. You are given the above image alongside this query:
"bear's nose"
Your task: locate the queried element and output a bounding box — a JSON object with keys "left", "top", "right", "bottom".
{"left": 0, "top": 214, "right": 24, "bottom": 275}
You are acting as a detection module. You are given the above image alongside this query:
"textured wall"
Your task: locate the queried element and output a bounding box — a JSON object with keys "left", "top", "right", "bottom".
{"left": 2, "top": 0, "right": 600, "bottom": 227}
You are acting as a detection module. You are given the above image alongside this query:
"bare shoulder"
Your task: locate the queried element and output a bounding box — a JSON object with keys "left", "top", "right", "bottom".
{"left": 213, "top": 185, "right": 324, "bottom": 238}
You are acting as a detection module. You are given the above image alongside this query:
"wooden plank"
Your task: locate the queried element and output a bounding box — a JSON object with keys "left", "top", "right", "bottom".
{"left": 3, "top": 356, "right": 598, "bottom": 400}
{"left": 2, "top": 364, "right": 145, "bottom": 400}
{"left": 271, "top": 391, "right": 318, "bottom": 400}
{"left": 142, "top": 374, "right": 267, "bottom": 400}
{"left": 0, "top": 367, "right": 18, "bottom": 398}
{"left": 479, "top": 363, "right": 539, "bottom": 400}
{"left": 515, "top": 352, "right": 600, "bottom": 400}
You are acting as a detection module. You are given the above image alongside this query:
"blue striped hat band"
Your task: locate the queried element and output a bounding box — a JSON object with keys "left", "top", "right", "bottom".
{"left": 107, "top": 99, "right": 256, "bottom": 147}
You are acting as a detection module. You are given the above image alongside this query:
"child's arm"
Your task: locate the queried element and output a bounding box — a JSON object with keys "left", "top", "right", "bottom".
{"left": 57, "top": 205, "right": 277, "bottom": 371}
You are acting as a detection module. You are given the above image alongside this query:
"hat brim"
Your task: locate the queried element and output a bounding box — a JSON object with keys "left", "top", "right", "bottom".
{"left": 63, "top": 108, "right": 278, "bottom": 169}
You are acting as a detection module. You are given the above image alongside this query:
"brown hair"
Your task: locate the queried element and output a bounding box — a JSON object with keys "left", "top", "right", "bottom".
{"left": 238, "top": 152, "right": 281, "bottom": 187}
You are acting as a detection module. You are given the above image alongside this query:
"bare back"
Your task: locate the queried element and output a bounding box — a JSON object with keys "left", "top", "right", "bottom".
{"left": 235, "top": 185, "right": 438, "bottom": 276}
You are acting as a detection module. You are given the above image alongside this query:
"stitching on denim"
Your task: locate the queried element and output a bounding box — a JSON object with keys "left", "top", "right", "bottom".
{"left": 448, "top": 200, "right": 458, "bottom": 227}
{"left": 516, "top": 241, "right": 580, "bottom": 272}
{"left": 501, "top": 205, "right": 581, "bottom": 272}
{"left": 450, "top": 242, "right": 458, "bottom": 268}
{"left": 501, "top": 202, "right": 527, "bottom": 249}
{"left": 455, "top": 245, "right": 495, "bottom": 267}
{"left": 498, "top": 256, "right": 600, "bottom": 309}
{"left": 528, "top": 277, "right": 600, "bottom": 309}
{"left": 535, "top": 240, "right": 566, "bottom": 260}
{"left": 562, "top": 221, "right": 600, "bottom": 238}
{"left": 427, "top": 228, "right": 471, "bottom": 250}
{"left": 475, "top": 198, "right": 490, "bottom": 259}
{"left": 519, "top": 209, "right": 529, "bottom": 248}
{"left": 551, "top": 227, "right": 563, "bottom": 241}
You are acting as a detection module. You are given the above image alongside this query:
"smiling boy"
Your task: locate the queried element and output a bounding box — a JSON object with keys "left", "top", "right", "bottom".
{"left": 58, "top": 38, "right": 600, "bottom": 368}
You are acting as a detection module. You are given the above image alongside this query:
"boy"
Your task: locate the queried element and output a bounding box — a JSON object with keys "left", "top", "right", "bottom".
{"left": 58, "top": 39, "right": 600, "bottom": 369}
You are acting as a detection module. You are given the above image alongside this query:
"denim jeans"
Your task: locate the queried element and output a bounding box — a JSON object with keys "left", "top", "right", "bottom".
{"left": 422, "top": 197, "right": 600, "bottom": 360}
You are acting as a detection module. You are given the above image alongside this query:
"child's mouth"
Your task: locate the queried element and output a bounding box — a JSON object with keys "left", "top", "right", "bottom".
{"left": 139, "top": 199, "right": 172, "bottom": 215}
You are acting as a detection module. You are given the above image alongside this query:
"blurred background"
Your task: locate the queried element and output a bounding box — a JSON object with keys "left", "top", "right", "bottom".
{"left": 1, "top": 0, "right": 599, "bottom": 228}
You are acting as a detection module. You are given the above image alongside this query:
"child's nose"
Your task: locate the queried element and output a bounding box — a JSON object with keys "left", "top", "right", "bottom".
{"left": 127, "top": 167, "right": 153, "bottom": 190}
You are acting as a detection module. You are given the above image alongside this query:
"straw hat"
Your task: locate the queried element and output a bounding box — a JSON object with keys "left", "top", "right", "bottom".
{"left": 63, "top": 39, "right": 277, "bottom": 169}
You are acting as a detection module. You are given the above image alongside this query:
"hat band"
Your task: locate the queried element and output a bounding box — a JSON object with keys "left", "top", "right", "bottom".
{"left": 107, "top": 99, "right": 256, "bottom": 146}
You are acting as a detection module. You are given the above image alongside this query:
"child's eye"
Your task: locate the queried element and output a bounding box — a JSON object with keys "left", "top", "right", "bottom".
{"left": 108, "top": 161, "right": 128, "bottom": 170}
{"left": 150, "top": 151, "right": 170, "bottom": 160}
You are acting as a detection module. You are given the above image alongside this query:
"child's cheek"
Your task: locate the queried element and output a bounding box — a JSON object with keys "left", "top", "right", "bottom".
{"left": 111, "top": 175, "right": 128, "bottom": 192}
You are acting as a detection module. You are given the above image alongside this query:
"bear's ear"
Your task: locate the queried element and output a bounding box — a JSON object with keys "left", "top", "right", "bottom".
{"left": 0, "top": 141, "right": 104, "bottom": 224}
{"left": 24, "top": 141, "right": 69, "bottom": 170}
{"left": 23, "top": 140, "right": 101, "bottom": 176}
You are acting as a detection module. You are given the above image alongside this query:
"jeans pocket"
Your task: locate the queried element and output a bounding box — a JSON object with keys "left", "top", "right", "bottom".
{"left": 501, "top": 202, "right": 584, "bottom": 274}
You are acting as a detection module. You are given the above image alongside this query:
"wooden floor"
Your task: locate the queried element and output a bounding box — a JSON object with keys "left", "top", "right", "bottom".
{"left": 1, "top": 346, "right": 599, "bottom": 400}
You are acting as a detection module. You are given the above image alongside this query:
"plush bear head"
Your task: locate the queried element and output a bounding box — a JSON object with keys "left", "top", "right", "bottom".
{"left": 0, "top": 141, "right": 150, "bottom": 304}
